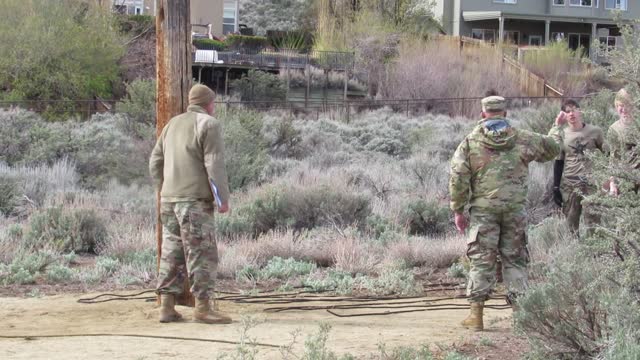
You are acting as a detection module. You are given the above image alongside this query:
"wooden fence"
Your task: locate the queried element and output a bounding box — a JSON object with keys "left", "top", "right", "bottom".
{"left": 434, "top": 35, "right": 564, "bottom": 98}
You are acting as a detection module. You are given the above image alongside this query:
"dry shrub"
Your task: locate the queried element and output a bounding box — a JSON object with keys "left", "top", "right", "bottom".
{"left": 526, "top": 161, "right": 554, "bottom": 225}
{"left": 333, "top": 234, "right": 381, "bottom": 275}
{"left": 217, "top": 229, "right": 338, "bottom": 278}
{"left": 217, "top": 238, "right": 261, "bottom": 279}
{"left": 99, "top": 223, "right": 154, "bottom": 259}
{"left": 380, "top": 39, "right": 522, "bottom": 117}
{"left": 385, "top": 234, "right": 465, "bottom": 269}
{"left": 522, "top": 41, "right": 588, "bottom": 96}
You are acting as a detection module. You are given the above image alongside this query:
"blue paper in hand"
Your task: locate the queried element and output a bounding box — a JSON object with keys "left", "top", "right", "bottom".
{"left": 209, "top": 179, "right": 223, "bottom": 208}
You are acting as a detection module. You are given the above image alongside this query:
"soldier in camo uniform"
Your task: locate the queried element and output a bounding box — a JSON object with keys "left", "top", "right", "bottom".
{"left": 149, "top": 84, "right": 232, "bottom": 324}
{"left": 449, "top": 96, "right": 562, "bottom": 331}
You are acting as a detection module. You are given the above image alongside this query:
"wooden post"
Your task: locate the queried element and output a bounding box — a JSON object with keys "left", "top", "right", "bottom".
{"left": 305, "top": 65, "right": 310, "bottom": 108}
{"left": 156, "top": 0, "right": 194, "bottom": 307}
{"left": 323, "top": 70, "right": 329, "bottom": 105}
{"left": 224, "top": 69, "right": 229, "bottom": 96}
{"left": 343, "top": 68, "right": 348, "bottom": 101}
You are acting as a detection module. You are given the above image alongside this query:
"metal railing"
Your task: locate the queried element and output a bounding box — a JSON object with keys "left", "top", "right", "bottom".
{"left": 1, "top": 96, "right": 579, "bottom": 120}
{"left": 192, "top": 49, "right": 355, "bottom": 71}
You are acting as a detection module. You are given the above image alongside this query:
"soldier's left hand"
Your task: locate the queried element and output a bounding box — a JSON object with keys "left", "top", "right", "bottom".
{"left": 454, "top": 212, "right": 468, "bottom": 234}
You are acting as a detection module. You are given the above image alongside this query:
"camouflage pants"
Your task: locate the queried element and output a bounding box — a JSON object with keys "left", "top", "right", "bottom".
{"left": 466, "top": 208, "right": 529, "bottom": 303}
{"left": 562, "top": 184, "right": 599, "bottom": 235}
{"left": 156, "top": 201, "right": 218, "bottom": 300}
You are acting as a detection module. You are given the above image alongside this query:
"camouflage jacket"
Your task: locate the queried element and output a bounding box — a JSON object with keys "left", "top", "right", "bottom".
{"left": 449, "top": 116, "right": 562, "bottom": 213}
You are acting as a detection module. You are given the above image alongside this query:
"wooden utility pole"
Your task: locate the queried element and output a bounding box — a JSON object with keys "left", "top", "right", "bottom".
{"left": 156, "top": 0, "right": 194, "bottom": 307}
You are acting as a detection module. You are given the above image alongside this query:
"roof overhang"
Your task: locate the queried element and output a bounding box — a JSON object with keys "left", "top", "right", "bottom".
{"left": 462, "top": 11, "right": 623, "bottom": 25}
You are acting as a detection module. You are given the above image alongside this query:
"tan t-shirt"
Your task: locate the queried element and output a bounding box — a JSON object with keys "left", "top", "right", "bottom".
{"left": 608, "top": 119, "right": 640, "bottom": 169}
{"left": 559, "top": 123, "right": 605, "bottom": 187}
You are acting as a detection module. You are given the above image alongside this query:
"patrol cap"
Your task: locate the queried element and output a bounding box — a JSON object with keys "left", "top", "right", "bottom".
{"left": 481, "top": 96, "right": 506, "bottom": 112}
{"left": 189, "top": 84, "right": 216, "bottom": 107}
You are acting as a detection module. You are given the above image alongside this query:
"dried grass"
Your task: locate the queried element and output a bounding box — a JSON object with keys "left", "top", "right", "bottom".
{"left": 384, "top": 234, "right": 465, "bottom": 269}
{"left": 380, "top": 39, "right": 523, "bottom": 117}
{"left": 333, "top": 234, "right": 381, "bottom": 275}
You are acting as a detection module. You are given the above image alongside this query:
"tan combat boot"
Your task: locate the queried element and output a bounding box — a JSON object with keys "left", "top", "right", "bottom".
{"left": 159, "top": 294, "right": 183, "bottom": 323}
{"left": 461, "top": 301, "right": 484, "bottom": 331}
{"left": 194, "top": 298, "right": 232, "bottom": 324}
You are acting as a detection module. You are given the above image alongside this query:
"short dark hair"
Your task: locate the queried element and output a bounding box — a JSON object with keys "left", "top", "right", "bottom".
{"left": 485, "top": 89, "right": 499, "bottom": 97}
{"left": 562, "top": 99, "right": 580, "bottom": 111}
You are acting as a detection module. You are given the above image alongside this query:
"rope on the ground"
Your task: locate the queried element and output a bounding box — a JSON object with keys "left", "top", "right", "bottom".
{"left": 77, "top": 290, "right": 157, "bottom": 304}
{"left": 74, "top": 282, "right": 516, "bottom": 319}
{"left": 261, "top": 295, "right": 512, "bottom": 317}
{"left": 0, "top": 334, "right": 281, "bottom": 348}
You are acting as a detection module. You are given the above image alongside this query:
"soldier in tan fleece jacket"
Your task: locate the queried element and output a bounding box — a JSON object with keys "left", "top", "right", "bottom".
{"left": 149, "top": 84, "right": 231, "bottom": 324}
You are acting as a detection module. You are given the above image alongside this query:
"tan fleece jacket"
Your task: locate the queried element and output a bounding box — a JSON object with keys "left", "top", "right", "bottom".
{"left": 149, "top": 105, "right": 230, "bottom": 205}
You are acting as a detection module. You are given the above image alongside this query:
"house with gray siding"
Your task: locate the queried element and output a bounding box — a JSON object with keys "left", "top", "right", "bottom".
{"left": 434, "top": 0, "right": 636, "bottom": 59}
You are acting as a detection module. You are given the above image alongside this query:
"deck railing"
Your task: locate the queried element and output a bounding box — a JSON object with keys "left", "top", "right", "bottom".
{"left": 192, "top": 49, "right": 355, "bottom": 71}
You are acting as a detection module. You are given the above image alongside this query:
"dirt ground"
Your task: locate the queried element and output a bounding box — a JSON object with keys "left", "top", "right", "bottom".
{"left": 0, "top": 290, "right": 521, "bottom": 359}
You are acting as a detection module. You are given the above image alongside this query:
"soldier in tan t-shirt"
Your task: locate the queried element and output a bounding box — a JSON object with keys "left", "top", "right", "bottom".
{"left": 552, "top": 99, "right": 606, "bottom": 234}
{"left": 607, "top": 89, "right": 639, "bottom": 195}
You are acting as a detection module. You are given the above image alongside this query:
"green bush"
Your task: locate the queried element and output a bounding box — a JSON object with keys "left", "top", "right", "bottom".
{"left": 0, "top": 250, "right": 56, "bottom": 285}
{"left": 399, "top": 199, "right": 450, "bottom": 236}
{"left": 0, "top": 110, "right": 151, "bottom": 189}
{"left": 377, "top": 344, "right": 434, "bottom": 360}
{"left": 236, "top": 257, "right": 316, "bottom": 281}
{"left": 269, "top": 31, "right": 313, "bottom": 51}
{"left": 95, "top": 256, "right": 120, "bottom": 277}
{"left": 263, "top": 118, "right": 304, "bottom": 159}
{"left": 516, "top": 101, "right": 560, "bottom": 135}
{"left": 116, "top": 79, "right": 156, "bottom": 127}
{"left": 225, "top": 35, "right": 269, "bottom": 50}
{"left": 192, "top": 38, "right": 226, "bottom": 51}
{"left": 217, "top": 184, "right": 370, "bottom": 238}
{"left": 46, "top": 263, "right": 74, "bottom": 283}
{"left": 362, "top": 269, "right": 421, "bottom": 296}
{"left": 221, "top": 109, "right": 269, "bottom": 190}
{"left": 0, "top": 175, "right": 20, "bottom": 216}
{"left": 73, "top": 114, "right": 153, "bottom": 189}
{"left": 25, "top": 207, "right": 108, "bottom": 253}
{"left": 514, "top": 246, "right": 632, "bottom": 357}
{"left": 365, "top": 214, "right": 398, "bottom": 240}
{"left": 231, "top": 70, "right": 286, "bottom": 102}
{"left": 116, "top": 14, "right": 154, "bottom": 35}
{"left": 447, "top": 261, "right": 467, "bottom": 279}
{"left": 303, "top": 270, "right": 357, "bottom": 294}
{"left": 0, "top": 0, "right": 124, "bottom": 119}
{"left": 580, "top": 89, "right": 617, "bottom": 130}
{"left": 0, "top": 109, "right": 75, "bottom": 166}
{"left": 260, "top": 257, "right": 316, "bottom": 279}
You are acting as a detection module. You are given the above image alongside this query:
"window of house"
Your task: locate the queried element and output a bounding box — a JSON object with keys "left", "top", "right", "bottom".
{"left": 472, "top": 29, "right": 496, "bottom": 43}
{"left": 552, "top": 32, "right": 566, "bottom": 41}
{"left": 598, "top": 36, "right": 618, "bottom": 55}
{"left": 494, "top": 0, "right": 517, "bottom": 3}
{"left": 570, "top": 0, "right": 593, "bottom": 6}
{"left": 568, "top": 33, "right": 591, "bottom": 56}
{"left": 529, "top": 36, "right": 543, "bottom": 46}
{"left": 223, "top": 0, "right": 237, "bottom": 35}
{"left": 135, "top": 6, "right": 142, "bottom": 15}
{"left": 606, "top": 0, "right": 627, "bottom": 10}
{"left": 553, "top": 0, "right": 565, "bottom": 5}
{"left": 503, "top": 30, "right": 520, "bottom": 45}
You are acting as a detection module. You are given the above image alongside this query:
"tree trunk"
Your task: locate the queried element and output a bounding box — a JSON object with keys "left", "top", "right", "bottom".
{"left": 156, "top": 0, "right": 194, "bottom": 307}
